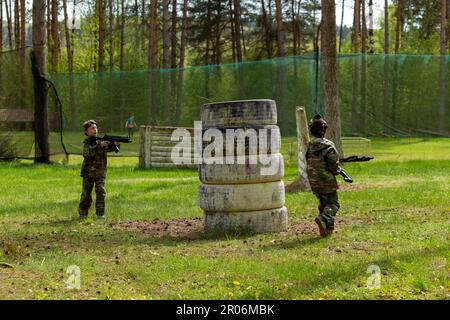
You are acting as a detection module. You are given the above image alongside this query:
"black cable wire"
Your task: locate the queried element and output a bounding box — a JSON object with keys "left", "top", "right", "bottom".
{"left": 30, "top": 49, "right": 69, "bottom": 162}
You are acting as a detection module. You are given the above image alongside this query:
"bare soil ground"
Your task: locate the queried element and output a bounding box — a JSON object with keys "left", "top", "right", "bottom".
{"left": 112, "top": 216, "right": 365, "bottom": 240}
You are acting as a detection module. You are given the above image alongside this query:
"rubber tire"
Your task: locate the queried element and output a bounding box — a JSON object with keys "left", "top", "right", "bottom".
{"left": 201, "top": 125, "right": 281, "bottom": 155}
{"left": 199, "top": 181, "right": 285, "bottom": 212}
{"left": 204, "top": 206, "right": 288, "bottom": 232}
{"left": 202, "top": 99, "right": 277, "bottom": 127}
{"left": 199, "top": 153, "right": 284, "bottom": 184}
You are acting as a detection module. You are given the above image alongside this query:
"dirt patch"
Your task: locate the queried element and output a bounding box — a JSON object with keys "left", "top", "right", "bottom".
{"left": 283, "top": 216, "right": 364, "bottom": 236}
{"left": 112, "top": 217, "right": 204, "bottom": 240}
{"left": 112, "top": 216, "right": 366, "bottom": 240}
{"left": 338, "top": 183, "right": 370, "bottom": 192}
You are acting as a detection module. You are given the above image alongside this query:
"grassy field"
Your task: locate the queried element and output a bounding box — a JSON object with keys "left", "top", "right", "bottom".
{"left": 0, "top": 137, "right": 449, "bottom": 300}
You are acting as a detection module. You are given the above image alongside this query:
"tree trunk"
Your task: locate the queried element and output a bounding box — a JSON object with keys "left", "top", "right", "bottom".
{"left": 275, "top": 0, "right": 285, "bottom": 57}
{"left": 109, "top": 0, "right": 114, "bottom": 71}
{"left": 395, "top": 0, "right": 403, "bottom": 54}
{"left": 321, "top": 0, "right": 343, "bottom": 157}
{"left": 441, "top": 0, "right": 447, "bottom": 56}
{"left": 141, "top": 0, "right": 146, "bottom": 54}
{"left": 0, "top": 0, "right": 3, "bottom": 51}
{"left": 233, "top": 0, "right": 243, "bottom": 62}
{"left": 361, "top": 0, "right": 367, "bottom": 132}
{"left": 98, "top": 0, "right": 105, "bottom": 72}
{"left": 361, "top": 0, "right": 367, "bottom": 53}
{"left": 439, "top": 0, "right": 447, "bottom": 131}
{"left": 147, "top": 0, "right": 158, "bottom": 124}
{"left": 5, "top": 0, "right": 13, "bottom": 48}
{"left": 19, "top": 0, "right": 26, "bottom": 118}
{"left": 392, "top": 0, "right": 403, "bottom": 130}
{"left": 46, "top": 0, "right": 50, "bottom": 54}
{"left": 240, "top": 12, "right": 246, "bottom": 56}
{"left": 175, "top": 0, "right": 188, "bottom": 125}
{"left": 50, "top": 0, "right": 60, "bottom": 72}
{"left": 107, "top": 0, "right": 114, "bottom": 131}
{"left": 384, "top": 0, "right": 389, "bottom": 54}
{"left": 20, "top": 0, "right": 25, "bottom": 48}
{"left": 339, "top": 0, "right": 344, "bottom": 53}
{"left": 0, "top": 0, "right": 3, "bottom": 50}
{"left": 32, "top": 0, "right": 50, "bottom": 163}
{"left": 205, "top": 0, "right": 211, "bottom": 65}
{"left": 63, "top": 0, "right": 76, "bottom": 130}
{"left": 214, "top": 0, "right": 222, "bottom": 65}
{"left": 120, "top": 0, "right": 125, "bottom": 70}
{"left": 261, "top": 0, "right": 272, "bottom": 58}
{"left": 383, "top": 0, "right": 389, "bottom": 134}
{"left": 368, "top": 0, "right": 374, "bottom": 53}
{"left": 447, "top": 0, "right": 450, "bottom": 50}
{"left": 171, "top": 0, "right": 177, "bottom": 68}
{"left": 232, "top": 0, "right": 244, "bottom": 97}
{"left": 148, "top": 0, "right": 157, "bottom": 68}
{"left": 297, "top": 0, "right": 301, "bottom": 53}
{"left": 92, "top": 15, "right": 98, "bottom": 72}
{"left": 119, "top": 0, "right": 125, "bottom": 127}
{"left": 162, "top": 0, "right": 170, "bottom": 124}
{"left": 351, "top": 0, "right": 360, "bottom": 133}
{"left": 14, "top": 0, "right": 19, "bottom": 49}
{"left": 179, "top": 0, "right": 188, "bottom": 71}
{"left": 353, "top": 0, "right": 359, "bottom": 52}
{"left": 229, "top": 0, "right": 236, "bottom": 61}
{"left": 291, "top": 0, "right": 297, "bottom": 56}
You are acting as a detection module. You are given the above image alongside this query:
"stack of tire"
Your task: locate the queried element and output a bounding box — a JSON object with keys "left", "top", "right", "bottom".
{"left": 199, "top": 99, "right": 288, "bottom": 233}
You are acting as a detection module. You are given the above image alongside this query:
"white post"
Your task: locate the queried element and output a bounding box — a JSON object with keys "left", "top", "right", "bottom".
{"left": 286, "top": 107, "right": 311, "bottom": 192}
{"left": 296, "top": 107, "right": 311, "bottom": 191}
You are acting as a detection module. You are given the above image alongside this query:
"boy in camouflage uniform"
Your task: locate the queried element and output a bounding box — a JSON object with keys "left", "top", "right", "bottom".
{"left": 306, "top": 115, "right": 340, "bottom": 237}
{"left": 79, "top": 120, "right": 119, "bottom": 219}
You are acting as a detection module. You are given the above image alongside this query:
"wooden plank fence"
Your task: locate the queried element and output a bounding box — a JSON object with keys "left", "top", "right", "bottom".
{"left": 0, "top": 109, "right": 34, "bottom": 122}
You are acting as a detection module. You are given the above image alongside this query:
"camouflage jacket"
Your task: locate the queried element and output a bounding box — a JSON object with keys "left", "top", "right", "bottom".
{"left": 306, "top": 137, "right": 340, "bottom": 194}
{"left": 80, "top": 137, "right": 117, "bottom": 178}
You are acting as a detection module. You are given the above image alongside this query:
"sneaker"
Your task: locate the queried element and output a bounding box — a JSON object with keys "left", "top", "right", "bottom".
{"left": 315, "top": 217, "right": 329, "bottom": 237}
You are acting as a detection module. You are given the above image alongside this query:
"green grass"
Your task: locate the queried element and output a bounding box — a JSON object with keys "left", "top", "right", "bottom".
{"left": 0, "top": 137, "right": 449, "bottom": 299}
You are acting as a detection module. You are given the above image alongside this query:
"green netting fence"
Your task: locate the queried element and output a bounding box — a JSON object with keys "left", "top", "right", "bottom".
{"left": 1, "top": 50, "right": 449, "bottom": 159}
{"left": 0, "top": 48, "right": 67, "bottom": 161}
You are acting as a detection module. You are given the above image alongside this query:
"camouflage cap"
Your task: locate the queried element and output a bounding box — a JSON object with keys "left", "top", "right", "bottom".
{"left": 309, "top": 114, "right": 328, "bottom": 137}
{"left": 82, "top": 120, "right": 97, "bottom": 131}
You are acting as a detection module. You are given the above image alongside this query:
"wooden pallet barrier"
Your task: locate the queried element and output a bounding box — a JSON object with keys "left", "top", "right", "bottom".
{"left": 139, "top": 125, "right": 196, "bottom": 168}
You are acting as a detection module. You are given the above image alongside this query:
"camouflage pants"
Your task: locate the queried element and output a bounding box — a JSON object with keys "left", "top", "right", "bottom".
{"left": 315, "top": 191, "right": 340, "bottom": 229}
{"left": 79, "top": 176, "right": 106, "bottom": 216}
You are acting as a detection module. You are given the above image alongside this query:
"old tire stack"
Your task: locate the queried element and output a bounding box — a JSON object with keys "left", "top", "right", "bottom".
{"left": 199, "top": 99, "right": 288, "bottom": 233}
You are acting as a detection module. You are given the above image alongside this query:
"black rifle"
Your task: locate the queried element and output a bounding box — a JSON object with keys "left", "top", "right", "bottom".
{"left": 337, "top": 155, "right": 374, "bottom": 183}
{"left": 339, "top": 155, "right": 374, "bottom": 163}
{"left": 94, "top": 135, "right": 131, "bottom": 153}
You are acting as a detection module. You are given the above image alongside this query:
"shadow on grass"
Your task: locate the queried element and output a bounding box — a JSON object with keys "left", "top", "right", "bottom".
{"left": 2, "top": 216, "right": 328, "bottom": 258}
